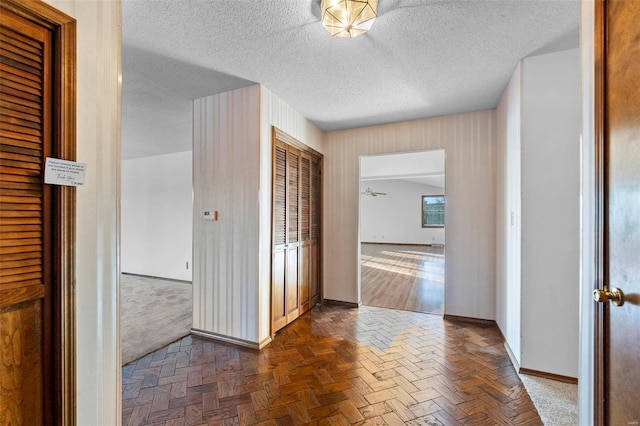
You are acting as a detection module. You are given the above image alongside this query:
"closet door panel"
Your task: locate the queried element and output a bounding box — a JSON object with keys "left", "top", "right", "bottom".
{"left": 285, "top": 147, "right": 300, "bottom": 322}
{"left": 299, "top": 154, "right": 311, "bottom": 313}
{"left": 310, "top": 156, "right": 321, "bottom": 305}
{"left": 271, "top": 142, "right": 287, "bottom": 332}
{"left": 271, "top": 128, "right": 322, "bottom": 333}
{"left": 271, "top": 248, "right": 286, "bottom": 331}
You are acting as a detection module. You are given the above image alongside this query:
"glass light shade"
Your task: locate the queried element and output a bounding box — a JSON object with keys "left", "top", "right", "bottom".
{"left": 321, "top": 0, "right": 378, "bottom": 38}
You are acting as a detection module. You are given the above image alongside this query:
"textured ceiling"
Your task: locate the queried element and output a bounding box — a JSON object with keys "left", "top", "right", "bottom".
{"left": 121, "top": 0, "right": 579, "bottom": 159}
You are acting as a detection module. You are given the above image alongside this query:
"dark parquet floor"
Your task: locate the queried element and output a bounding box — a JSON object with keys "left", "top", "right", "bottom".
{"left": 122, "top": 305, "right": 542, "bottom": 425}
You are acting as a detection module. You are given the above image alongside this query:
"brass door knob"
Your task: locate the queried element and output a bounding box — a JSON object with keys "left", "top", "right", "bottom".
{"left": 593, "top": 287, "right": 625, "bottom": 306}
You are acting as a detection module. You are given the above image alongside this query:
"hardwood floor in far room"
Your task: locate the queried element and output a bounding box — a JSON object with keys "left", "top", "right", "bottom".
{"left": 361, "top": 243, "right": 444, "bottom": 314}
{"left": 122, "top": 305, "right": 542, "bottom": 425}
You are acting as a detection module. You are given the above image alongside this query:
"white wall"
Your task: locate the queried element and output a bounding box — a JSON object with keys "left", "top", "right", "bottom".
{"left": 495, "top": 63, "right": 522, "bottom": 366}
{"left": 360, "top": 179, "right": 445, "bottom": 245}
{"left": 579, "top": 2, "right": 596, "bottom": 422}
{"left": 521, "top": 49, "right": 580, "bottom": 378}
{"left": 121, "top": 151, "right": 193, "bottom": 281}
{"left": 43, "top": 0, "right": 121, "bottom": 423}
{"left": 324, "top": 111, "right": 496, "bottom": 319}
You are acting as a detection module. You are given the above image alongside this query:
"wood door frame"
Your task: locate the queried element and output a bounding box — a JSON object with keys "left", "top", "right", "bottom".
{"left": 1, "top": 1, "right": 76, "bottom": 424}
{"left": 593, "top": 1, "right": 606, "bottom": 424}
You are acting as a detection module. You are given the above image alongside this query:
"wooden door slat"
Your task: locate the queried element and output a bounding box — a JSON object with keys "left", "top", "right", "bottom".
{"left": 0, "top": 250, "right": 42, "bottom": 262}
{"left": 0, "top": 231, "right": 41, "bottom": 239}
{"left": 0, "top": 181, "right": 41, "bottom": 191}
{"left": 0, "top": 106, "right": 40, "bottom": 124}
{"left": 0, "top": 203, "right": 42, "bottom": 212}
{"left": 0, "top": 69, "right": 41, "bottom": 91}
{"left": 0, "top": 175, "right": 41, "bottom": 186}
{"left": 0, "top": 147, "right": 41, "bottom": 163}
{"left": 1, "top": 136, "right": 42, "bottom": 152}
{"left": 0, "top": 14, "right": 45, "bottom": 46}
{"left": 0, "top": 47, "right": 42, "bottom": 71}
{"left": 0, "top": 188, "right": 41, "bottom": 198}
{"left": 0, "top": 271, "right": 42, "bottom": 283}
{"left": 0, "top": 244, "right": 41, "bottom": 255}
{"left": 0, "top": 224, "right": 41, "bottom": 233}
{"left": 0, "top": 37, "right": 41, "bottom": 63}
{"left": 0, "top": 55, "right": 41, "bottom": 77}
{"left": 0, "top": 156, "right": 43, "bottom": 170}
{"left": 0, "top": 122, "right": 42, "bottom": 139}
{"left": 0, "top": 196, "right": 41, "bottom": 205}
{"left": 0, "top": 164, "right": 40, "bottom": 176}
{"left": 0, "top": 114, "right": 42, "bottom": 130}
{"left": 0, "top": 27, "right": 42, "bottom": 54}
{"left": 0, "top": 264, "right": 40, "bottom": 277}
{"left": 0, "top": 98, "right": 41, "bottom": 115}
{"left": 0, "top": 84, "right": 42, "bottom": 105}
{"left": 0, "top": 238, "right": 41, "bottom": 247}
{"left": 0, "top": 92, "right": 42, "bottom": 111}
{"left": 0, "top": 209, "right": 42, "bottom": 218}
{"left": 0, "top": 258, "right": 41, "bottom": 270}
{"left": 0, "top": 129, "right": 42, "bottom": 144}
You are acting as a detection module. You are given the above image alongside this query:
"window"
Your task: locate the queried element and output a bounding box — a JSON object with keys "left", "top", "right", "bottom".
{"left": 422, "top": 195, "right": 445, "bottom": 227}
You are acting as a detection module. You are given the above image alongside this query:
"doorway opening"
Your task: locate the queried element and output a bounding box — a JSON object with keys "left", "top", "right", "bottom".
{"left": 358, "top": 149, "right": 445, "bottom": 314}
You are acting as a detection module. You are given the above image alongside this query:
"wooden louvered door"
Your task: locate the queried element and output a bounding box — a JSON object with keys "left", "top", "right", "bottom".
{"left": 271, "top": 141, "right": 288, "bottom": 331}
{"left": 271, "top": 140, "right": 301, "bottom": 332}
{"left": 309, "top": 155, "right": 321, "bottom": 307}
{"left": 0, "top": 2, "right": 76, "bottom": 425}
{"left": 271, "top": 128, "right": 322, "bottom": 333}
{"left": 298, "top": 153, "right": 311, "bottom": 314}
{"left": 285, "top": 146, "right": 301, "bottom": 323}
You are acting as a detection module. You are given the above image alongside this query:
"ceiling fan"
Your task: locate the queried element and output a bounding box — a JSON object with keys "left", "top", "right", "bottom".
{"left": 361, "top": 187, "right": 387, "bottom": 197}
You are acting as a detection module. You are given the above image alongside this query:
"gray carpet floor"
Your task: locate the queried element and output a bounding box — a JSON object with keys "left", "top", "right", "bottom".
{"left": 519, "top": 373, "right": 578, "bottom": 425}
{"left": 120, "top": 274, "right": 192, "bottom": 365}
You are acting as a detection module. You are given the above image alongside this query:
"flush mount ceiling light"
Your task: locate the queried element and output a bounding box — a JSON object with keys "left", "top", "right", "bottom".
{"left": 321, "top": 0, "right": 378, "bottom": 38}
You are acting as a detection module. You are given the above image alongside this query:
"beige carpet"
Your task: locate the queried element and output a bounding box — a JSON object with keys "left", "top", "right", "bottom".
{"left": 519, "top": 374, "right": 578, "bottom": 425}
{"left": 120, "top": 274, "right": 192, "bottom": 365}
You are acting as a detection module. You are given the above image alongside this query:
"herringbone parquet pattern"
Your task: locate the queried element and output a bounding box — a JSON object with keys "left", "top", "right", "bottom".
{"left": 122, "top": 305, "right": 542, "bottom": 425}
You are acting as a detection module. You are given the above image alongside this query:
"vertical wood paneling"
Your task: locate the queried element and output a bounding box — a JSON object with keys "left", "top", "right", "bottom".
{"left": 323, "top": 111, "right": 496, "bottom": 319}
{"left": 495, "top": 64, "right": 522, "bottom": 364}
{"left": 193, "top": 85, "right": 260, "bottom": 342}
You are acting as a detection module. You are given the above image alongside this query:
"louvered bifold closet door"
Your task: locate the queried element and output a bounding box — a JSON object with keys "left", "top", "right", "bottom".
{"left": 271, "top": 141, "right": 288, "bottom": 331}
{"left": 309, "top": 156, "right": 321, "bottom": 305}
{"left": 285, "top": 146, "right": 300, "bottom": 323}
{"left": 299, "top": 154, "right": 311, "bottom": 313}
{"left": 0, "top": 8, "right": 52, "bottom": 425}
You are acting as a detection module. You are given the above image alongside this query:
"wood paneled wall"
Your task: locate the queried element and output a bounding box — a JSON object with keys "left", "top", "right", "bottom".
{"left": 323, "top": 111, "right": 497, "bottom": 320}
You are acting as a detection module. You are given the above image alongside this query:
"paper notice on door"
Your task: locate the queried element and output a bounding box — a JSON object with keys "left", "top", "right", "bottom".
{"left": 44, "top": 157, "right": 87, "bottom": 186}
